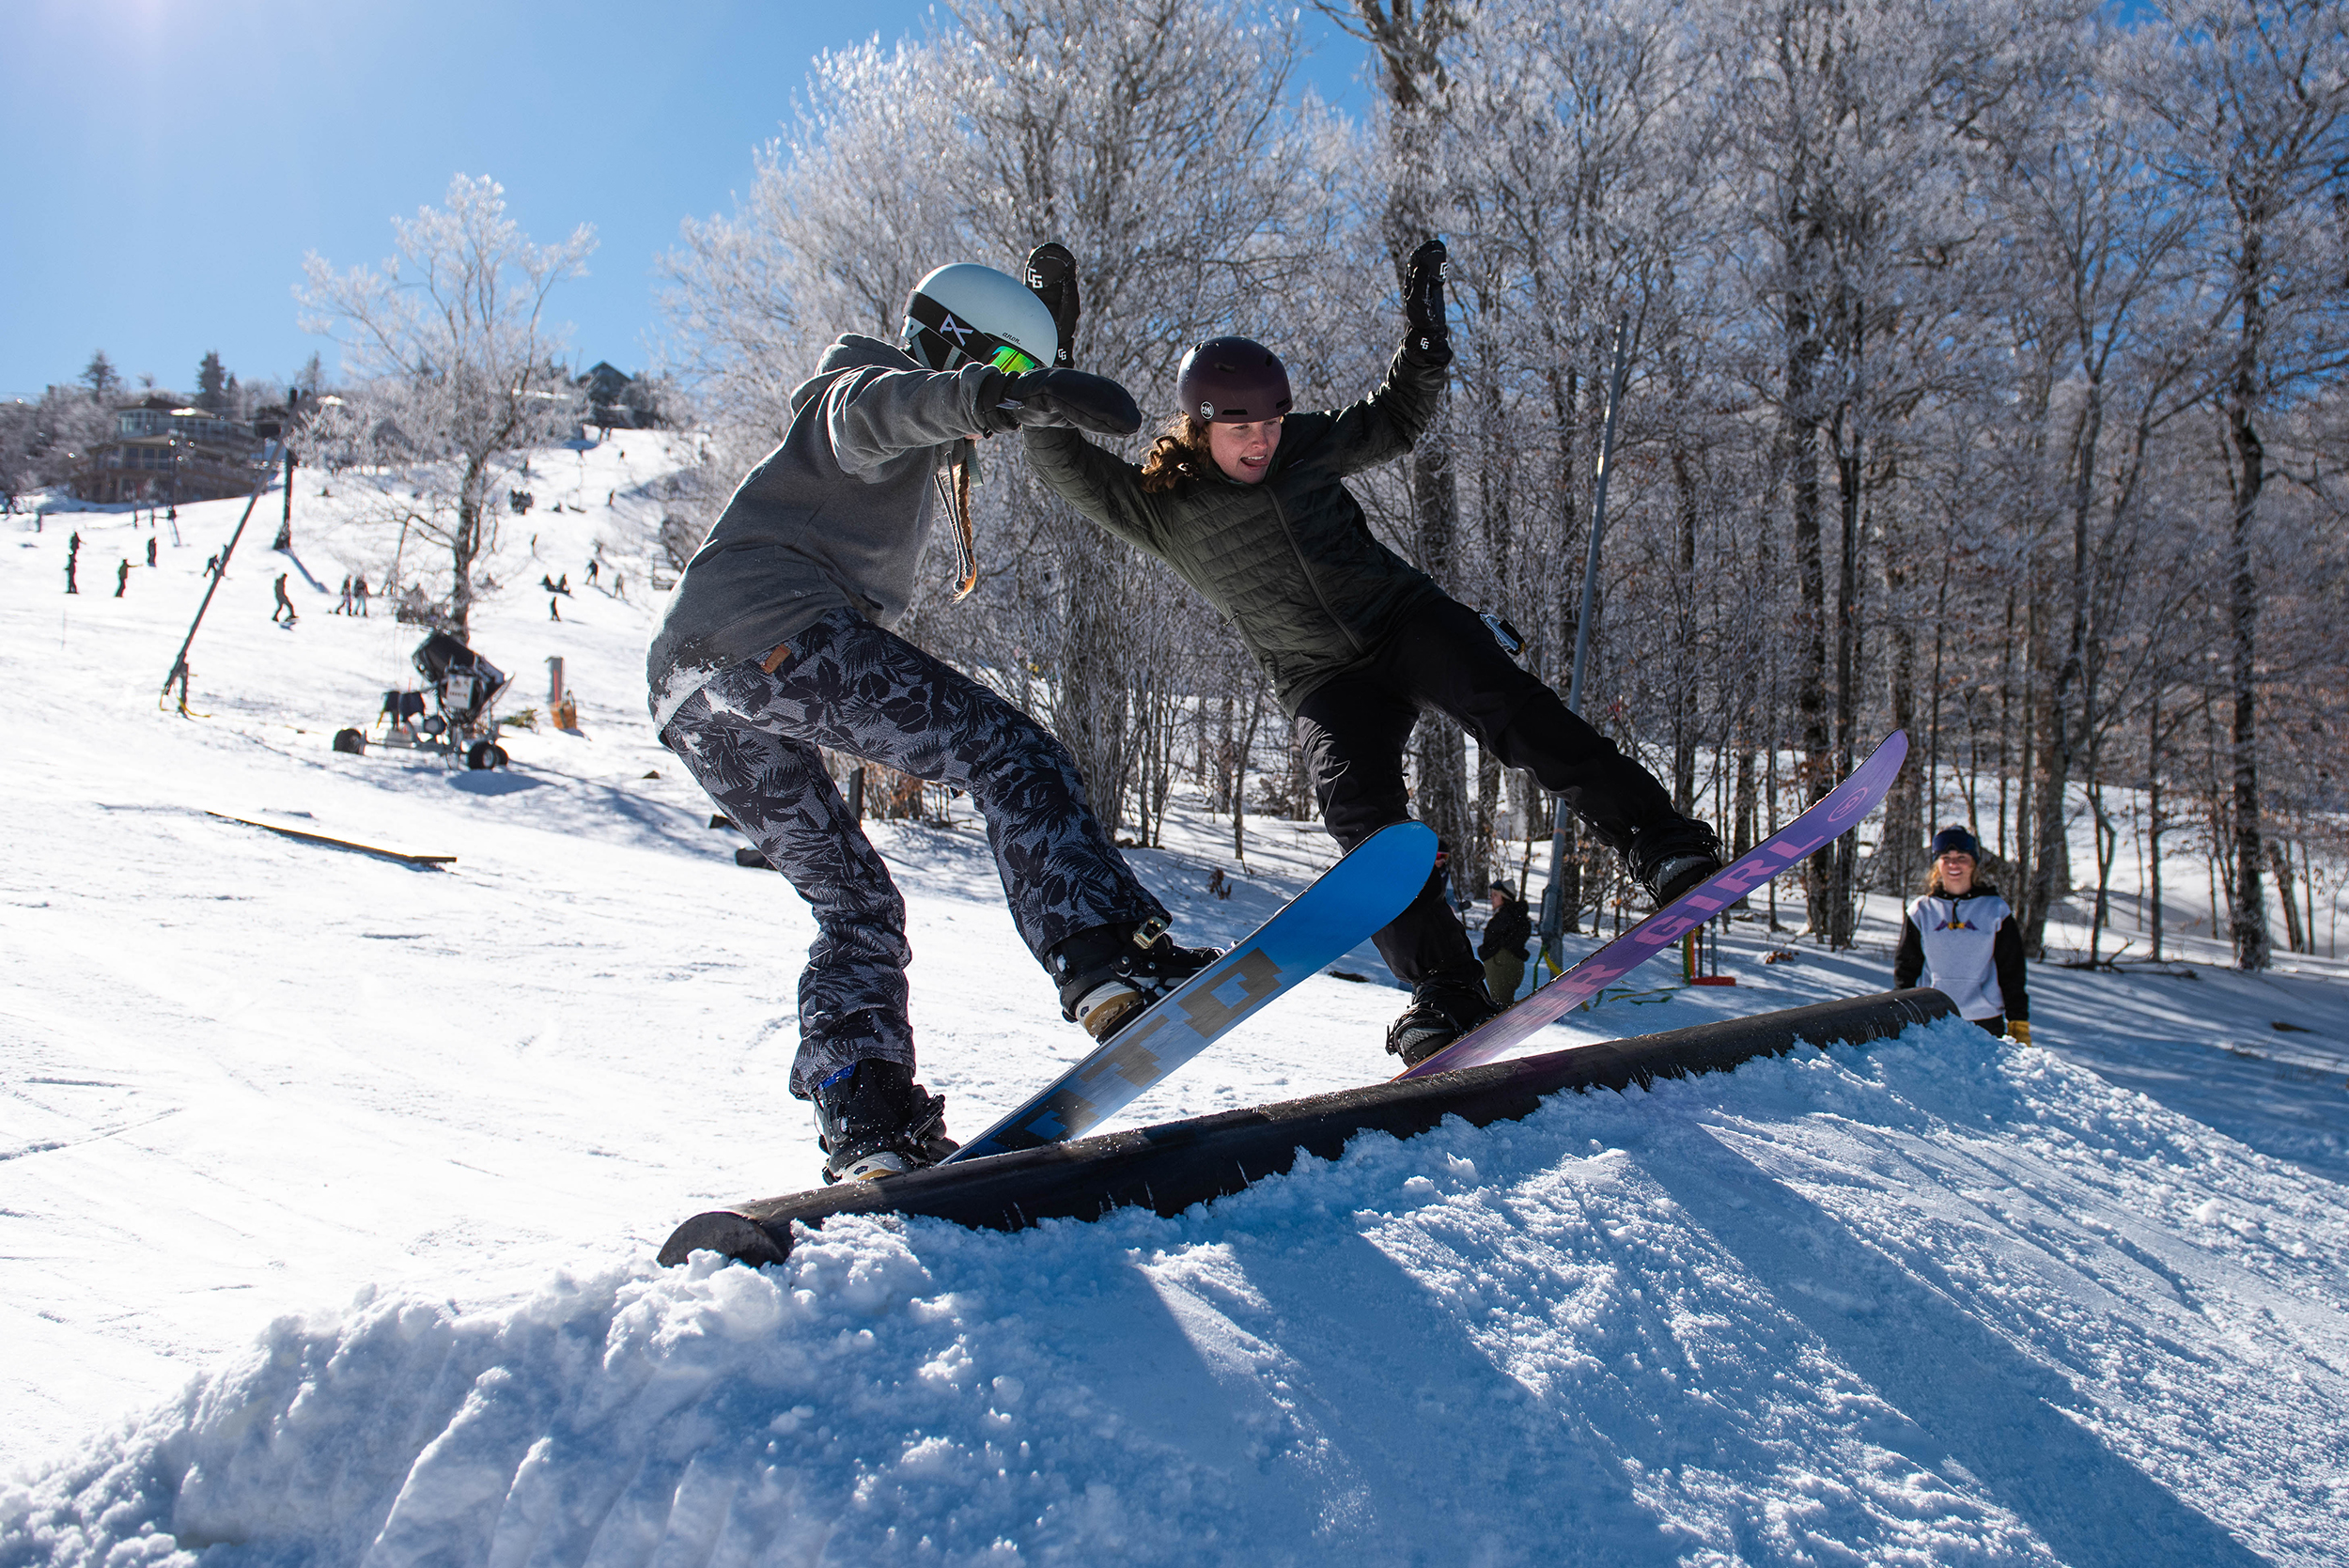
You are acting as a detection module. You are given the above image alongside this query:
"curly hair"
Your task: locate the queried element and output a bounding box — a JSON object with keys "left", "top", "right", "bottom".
{"left": 1138, "top": 412, "right": 1213, "bottom": 493}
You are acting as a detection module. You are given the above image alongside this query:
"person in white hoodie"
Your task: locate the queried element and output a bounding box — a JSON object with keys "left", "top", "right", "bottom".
{"left": 647, "top": 254, "right": 1214, "bottom": 1183}
{"left": 1893, "top": 825, "right": 2031, "bottom": 1043}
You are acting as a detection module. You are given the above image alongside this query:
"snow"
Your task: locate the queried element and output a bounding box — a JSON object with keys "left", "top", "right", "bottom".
{"left": 4, "top": 442, "right": 2346, "bottom": 1564}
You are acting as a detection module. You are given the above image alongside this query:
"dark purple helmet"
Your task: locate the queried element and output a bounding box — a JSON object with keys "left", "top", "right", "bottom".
{"left": 1175, "top": 336, "right": 1292, "bottom": 424}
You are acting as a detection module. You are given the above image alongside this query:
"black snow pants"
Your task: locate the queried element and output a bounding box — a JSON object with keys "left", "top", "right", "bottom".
{"left": 661, "top": 610, "right": 1168, "bottom": 1098}
{"left": 1293, "top": 595, "right": 1688, "bottom": 993}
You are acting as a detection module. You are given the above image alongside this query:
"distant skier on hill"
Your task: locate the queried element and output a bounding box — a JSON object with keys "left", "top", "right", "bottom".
{"left": 65, "top": 532, "right": 81, "bottom": 595}
{"left": 116, "top": 558, "right": 130, "bottom": 597}
{"left": 1021, "top": 240, "right": 1721, "bottom": 1065}
{"left": 646, "top": 253, "right": 1217, "bottom": 1184}
{"left": 1894, "top": 825, "right": 2030, "bottom": 1043}
{"left": 272, "top": 572, "right": 297, "bottom": 625}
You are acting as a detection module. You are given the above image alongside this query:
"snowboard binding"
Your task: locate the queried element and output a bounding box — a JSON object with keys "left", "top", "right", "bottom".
{"left": 812, "top": 1058, "right": 957, "bottom": 1184}
{"left": 1630, "top": 820, "right": 1724, "bottom": 908}
{"left": 1050, "top": 918, "right": 1221, "bottom": 1040}
{"left": 1385, "top": 978, "right": 1500, "bottom": 1068}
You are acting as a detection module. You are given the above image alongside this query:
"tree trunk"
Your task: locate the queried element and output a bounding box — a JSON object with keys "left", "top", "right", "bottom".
{"left": 2226, "top": 361, "right": 2270, "bottom": 970}
{"left": 1784, "top": 327, "right": 1830, "bottom": 932}
{"left": 1546, "top": 360, "right": 1583, "bottom": 934}
{"left": 1824, "top": 415, "right": 1862, "bottom": 948}
{"left": 2023, "top": 369, "right": 2105, "bottom": 955}
{"left": 450, "top": 454, "right": 490, "bottom": 634}
{"left": 2014, "top": 598, "right": 2037, "bottom": 920}
{"left": 1670, "top": 439, "right": 1701, "bottom": 813}
{"left": 1232, "top": 689, "right": 1264, "bottom": 864}
{"left": 2148, "top": 694, "right": 2165, "bottom": 962}
{"left": 1884, "top": 571, "right": 1920, "bottom": 896}
{"left": 1408, "top": 410, "right": 1470, "bottom": 883}
{"left": 2267, "top": 839, "right": 2304, "bottom": 955}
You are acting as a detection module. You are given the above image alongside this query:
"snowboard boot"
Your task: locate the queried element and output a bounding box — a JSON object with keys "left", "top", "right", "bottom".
{"left": 812, "top": 1058, "right": 957, "bottom": 1184}
{"left": 1049, "top": 919, "right": 1221, "bottom": 1040}
{"left": 1385, "top": 977, "right": 1500, "bottom": 1068}
{"left": 1629, "top": 818, "right": 1724, "bottom": 908}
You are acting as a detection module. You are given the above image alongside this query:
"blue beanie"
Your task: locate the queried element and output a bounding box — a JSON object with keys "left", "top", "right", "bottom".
{"left": 1930, "top": 825, "right": 1981, "bottom": 861}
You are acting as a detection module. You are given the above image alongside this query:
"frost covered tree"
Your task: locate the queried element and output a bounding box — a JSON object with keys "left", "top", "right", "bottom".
{"left": 663, "top": 0, "right": 1346, "bottom": 830}
{"left": 2129, "top": 0, "right": 2349, "bottom": 969}
{"left": 300, "top": 175, "right": 594, "bottom": 633}
{"left": 645, "top": 0, "right": 2349, "bottom": 943}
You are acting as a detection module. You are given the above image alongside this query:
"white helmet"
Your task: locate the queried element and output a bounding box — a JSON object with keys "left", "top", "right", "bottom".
{"left": 902, "top": 262, "right": 1058, "bottom": 373}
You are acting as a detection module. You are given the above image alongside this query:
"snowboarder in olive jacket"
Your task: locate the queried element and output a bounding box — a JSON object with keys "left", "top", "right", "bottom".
{"left": 1022, "top": 240, "right": 1720, "bottom": 1064}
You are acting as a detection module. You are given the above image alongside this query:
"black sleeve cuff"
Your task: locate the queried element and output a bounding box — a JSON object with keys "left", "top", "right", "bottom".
{"left": 1399, "top": 336, "right": 1453, "bottom": 369}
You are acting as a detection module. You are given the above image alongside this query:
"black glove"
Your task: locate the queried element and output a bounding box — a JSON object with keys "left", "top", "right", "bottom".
{"left": 1024, "top": 242, "right": 1079, "bottom": 367}
{"left": 1403, "top": 237, "right": 1451, "bottom": 365}
{"left": 981, "top": 367, "right": 1142, "bottom": 436}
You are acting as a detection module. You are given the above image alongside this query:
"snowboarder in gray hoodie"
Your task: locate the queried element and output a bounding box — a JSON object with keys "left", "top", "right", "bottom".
{"left": 647, "top": 255, "right": 1217, "bottom": 1184}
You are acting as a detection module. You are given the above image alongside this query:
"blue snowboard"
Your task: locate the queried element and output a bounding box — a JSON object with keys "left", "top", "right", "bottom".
{"left": 946, "top": 821, "right": 1438, "bottom": 1161}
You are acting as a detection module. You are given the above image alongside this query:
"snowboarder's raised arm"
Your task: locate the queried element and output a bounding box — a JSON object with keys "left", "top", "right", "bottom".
{"left": 1022, "top": 426, "right": 1168, "bottom": 555}
{"left": 821, "top": 362, "right": 997, "bottom": 478}
{"left": 1315, "top": 240, "right": 1453, "bottom": 478}
{"left": 1315, "top": 345, "right": 1449, "bottom": 478}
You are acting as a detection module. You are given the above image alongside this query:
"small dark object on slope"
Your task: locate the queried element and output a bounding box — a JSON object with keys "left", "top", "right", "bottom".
{"left": 207, "top": 812, "right": 453, "bottom": 867}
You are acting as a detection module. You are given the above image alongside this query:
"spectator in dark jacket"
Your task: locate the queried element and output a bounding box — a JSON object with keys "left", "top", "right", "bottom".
{"left": 1894, "top": 825, "right": 2030, "bottom": 1043}
{"left": 1023, "top": 239, "right": 1719, "bottom": 1066}
{"left": 1479, "top": 880, "right": 1532, "bottom": 1007}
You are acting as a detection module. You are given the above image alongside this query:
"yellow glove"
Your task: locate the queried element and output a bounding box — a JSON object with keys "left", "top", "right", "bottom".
{"left": 2007, "top": 1019, "right": 2032, "bottom": 1047}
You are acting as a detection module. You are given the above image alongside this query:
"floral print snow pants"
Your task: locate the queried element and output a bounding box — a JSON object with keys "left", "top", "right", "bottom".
{"left": 661, "top": 610, "right": 1167, "bottom": 1098}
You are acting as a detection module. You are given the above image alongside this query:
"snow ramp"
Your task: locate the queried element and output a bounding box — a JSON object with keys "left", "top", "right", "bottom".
{"left": 8, "top": 1017, "right": 2347, "bottom": 1567}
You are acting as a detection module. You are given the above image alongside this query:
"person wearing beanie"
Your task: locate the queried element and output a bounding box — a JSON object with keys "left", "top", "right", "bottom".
{"left": 1894, "top": 826, "right": 2031, "bottom": 1043}
{"left": 1478, "top": 879, "right": 1532, "bottom": 1008}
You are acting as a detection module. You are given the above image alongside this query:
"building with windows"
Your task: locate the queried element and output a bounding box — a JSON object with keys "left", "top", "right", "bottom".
{"left": 75, "top": 397, "right": 269, "bottom": 505}
{"left": 579, "top": 362, "right": 661, "bottom": 432}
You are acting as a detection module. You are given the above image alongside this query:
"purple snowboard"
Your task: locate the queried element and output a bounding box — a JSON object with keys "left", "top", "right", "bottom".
{"left": 1399, "top": 730, "right": 1909, "bottom": 1079}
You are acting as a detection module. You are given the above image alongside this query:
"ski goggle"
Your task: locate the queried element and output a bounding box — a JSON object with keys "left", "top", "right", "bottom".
{"left": 905, "top": 292, "right": 1045, "bottom": 375}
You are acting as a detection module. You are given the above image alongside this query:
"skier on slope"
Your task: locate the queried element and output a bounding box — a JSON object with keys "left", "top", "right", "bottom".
{"left": 647, "top": 256, "right": 1218, "bottom": 1183}
{"left": 1894, "top": 825, "right": 2030, "bottom": 1043}
{"left": 1020, "top": 239, "right": 1722, "bottom": 1065}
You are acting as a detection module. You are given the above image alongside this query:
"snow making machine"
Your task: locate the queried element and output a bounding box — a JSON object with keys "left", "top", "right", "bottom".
{"left": 374, "top": 631, "right": 514, "bottom": 768}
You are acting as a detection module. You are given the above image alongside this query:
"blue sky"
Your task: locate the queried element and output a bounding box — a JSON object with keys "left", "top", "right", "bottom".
{"left": 1, "top": 0, "right": 1371, "bottom": 401}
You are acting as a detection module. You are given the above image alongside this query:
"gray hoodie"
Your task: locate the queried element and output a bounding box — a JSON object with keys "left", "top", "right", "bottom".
{"left": 646, "top": 334, "right": 997, "bottom": 728}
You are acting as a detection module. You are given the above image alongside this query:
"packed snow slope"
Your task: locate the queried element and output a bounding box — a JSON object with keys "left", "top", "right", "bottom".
{"left": 4, "top": 443, "right": 2346, "bottom": 1565}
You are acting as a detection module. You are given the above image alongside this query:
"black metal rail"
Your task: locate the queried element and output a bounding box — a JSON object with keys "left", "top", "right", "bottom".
{"left": 659, "top": 988, "right": 1957, "bottom": 1267}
